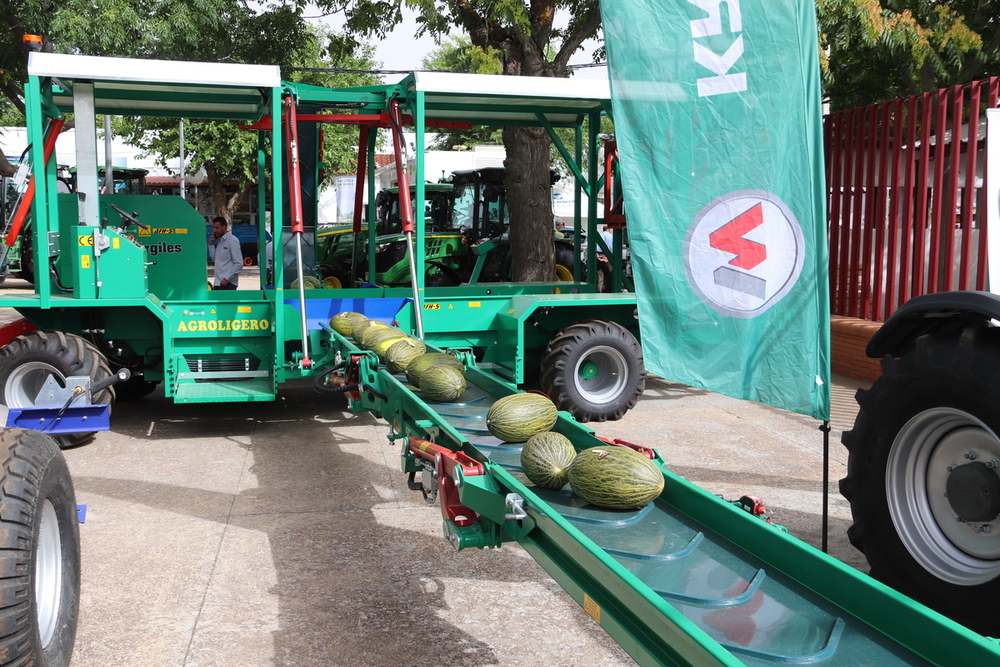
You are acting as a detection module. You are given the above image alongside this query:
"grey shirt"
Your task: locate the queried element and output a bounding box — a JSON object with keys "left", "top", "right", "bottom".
{"left": 209, "top": 230, "right": 242, "bottom": 286}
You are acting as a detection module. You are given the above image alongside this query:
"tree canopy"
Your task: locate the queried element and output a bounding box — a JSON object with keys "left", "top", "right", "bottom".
{"left": 817, "top": 0, "right": 1000, "bottom": 110}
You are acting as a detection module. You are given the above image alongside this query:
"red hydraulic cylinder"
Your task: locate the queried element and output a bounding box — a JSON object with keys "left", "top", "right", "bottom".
{"left": 5, "top": 117, "right": 65, "bottom": 247}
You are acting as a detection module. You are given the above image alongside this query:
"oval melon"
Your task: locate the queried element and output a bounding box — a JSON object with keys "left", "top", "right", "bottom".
{"left": 420, "top": 365, "right": 467, "bottom": 403}
{"left": 405, "top": 353, "right": 464, "bottom": 387}
{"left": 520, "top": 432, "right": 576, "bottom": 489}
{"left": 291, "top": 275, "right": 323, "bottom": 290}
{"left": 486, "top": 393, "right": 558, "bottom": 443}
{"left": 361, "top": 326, "right": 407, "bottom": 351}
{"left": 385, "top": 338, "right": 427, "bottom": 373}
{"left": 330, "top": 311, "right": 368, "bottom": 336}
{"left": 351, "top": 319, "right": 387, "bottom": 341}
{"left": 567, "top": 446, "right": 664, "bottom": 510}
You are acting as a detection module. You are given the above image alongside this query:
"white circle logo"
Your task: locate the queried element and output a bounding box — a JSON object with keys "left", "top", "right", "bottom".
{"left": 683, "top": 190, "right": 805, "bottom": 319}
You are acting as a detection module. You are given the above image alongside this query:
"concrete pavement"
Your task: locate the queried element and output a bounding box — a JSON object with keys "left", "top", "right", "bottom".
{"left": 0, "top": 274, "right": 872, "bottom": 666}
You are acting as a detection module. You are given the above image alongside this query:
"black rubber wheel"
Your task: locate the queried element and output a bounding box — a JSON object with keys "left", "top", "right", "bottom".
{"left": 16, "top": 224, "right": 35, "bottom": 284}
{"left": 0, "top": 428, "right": 81, "bottom": 667}
{"left": 540, "top": 319, "right": 645, "bottom": 422}
{"left": 0, "top": 331, "right": 115, "bottom": 449}
{"left": 840, "top": 328, "right": 1000, "bottom": 635}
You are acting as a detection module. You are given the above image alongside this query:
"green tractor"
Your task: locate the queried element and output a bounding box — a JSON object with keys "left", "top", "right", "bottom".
{"left": 317, "top": 168, "right": 578, "bottom": 287}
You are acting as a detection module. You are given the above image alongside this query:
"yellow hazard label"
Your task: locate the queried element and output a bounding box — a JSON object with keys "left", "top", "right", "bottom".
{"left": 423, "top": 303, "right": 441, "bottom": 310}
{"left": 468, "top": 301, "right": 481, "bottom": 308}
{"left": 210, "top": 309, "right": 217, "bottom": 314}
{"left": 237, "top": 306, "right": 252, "bottom": 313}
{"left": 583, "top": 594, "right": 601, "bottom": 623}
{"left": 507, "top": 308, "right": 515, "bottom": 314}
{"left": 175, "top": 228, "right": 188, "bottom": 234}
{"left": 112, "top": 238, "right": 120, "bottom": 249}
{"left": 78, "top": 235, "right": 94, "bottom": 246}
{"left": 81, "top": 255, "right": 90, "bottom": 269}
{"left": 138, "top": 227, "right": 151, "bottom": 237}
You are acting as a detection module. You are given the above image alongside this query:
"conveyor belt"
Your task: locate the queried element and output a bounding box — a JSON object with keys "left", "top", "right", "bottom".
{"left": 409, "top": 379, "right": 1000, "bottom": 666}
{"left": 326, "top": 330, "right": 1000, "bottom": 666}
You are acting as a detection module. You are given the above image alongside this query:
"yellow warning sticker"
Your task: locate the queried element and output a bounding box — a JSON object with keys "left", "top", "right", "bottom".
{"left": 583, "top": 594, "right": 601, "bottom": 623}
{"left": 468, "top": 301, "right": 481, "bottom": 308}
{"left": 138, "top": 227, "right": 151, "bottom": 237}
{"left": 237, "top": 306, "right": 252, "bottom": 313}
{"left": 175, "top": 228, "right": 188, "bottom": 234}
{"left": 81, "top": 255, "right": 91, "bottom": 269}
{"left": 112, "top": 238, "right": 120, "bottom": 249}
{"left": 78, "top": 235, "right": 94, "bottom": 246}
{"left": 423, "top": 303, "right": 441, "bottom": 310}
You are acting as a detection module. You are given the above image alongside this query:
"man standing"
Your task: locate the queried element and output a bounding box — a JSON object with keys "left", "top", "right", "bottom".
{"left": 209, "top": 216, "right": 242, "bottom": 290}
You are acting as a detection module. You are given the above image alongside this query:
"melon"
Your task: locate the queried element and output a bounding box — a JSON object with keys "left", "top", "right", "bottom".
{"left": 405, "top": 353, "right": 464, "bottom": 387}
{"left": 330, "top": 311, "right": 368, "bottom": 336}
{"left": 419, "top": 365, "right": 467, "bottom": 403}
{"left": 361, "top": 326, "right": 407, "bottom": 351}
{"left": 351, "top": 319, "right": 387, "bottom": 341}
{"left": 385, "top": 338, "right": 427, "bottom": 373}
{"left": 291, "top": 275, "right": 323, "bottom": 290}
{"left": 520, "top": 432, "right": 576, "bottom": 489}
{"left": 567, "top": 446, "right": 664, "bottom": 510}
{"left": 486, "top": 393, "right": 558, "bottom": 443}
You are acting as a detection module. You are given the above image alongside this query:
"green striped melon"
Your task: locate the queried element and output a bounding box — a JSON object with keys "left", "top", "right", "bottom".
{"left": 330, "top": 311, "right": 368, "bottom": 336}
{"left": 361, "top": 326, "right": 407, "bottom": 351}
{"left": 351, "top": 319, "right": 387, "bottom": 341}
{"left": 520, "top": 432, "right": 576, "bottom": 489}
{"left": 385, "top": 338, "right": 427, "bottom": 373}
{"left": 405, "top": 353, "right": 464, "bottom": 387}
{"left": 567, "top": 446, "right": 664, "bottom": 510}
{"left": 419, "top": 365, "right": 467, "bottom": 402}
{"left": 486, "top": 393, "right": 558, "bottom": 443}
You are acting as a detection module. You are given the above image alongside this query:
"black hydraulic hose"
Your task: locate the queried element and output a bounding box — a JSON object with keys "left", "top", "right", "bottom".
{"left": 50, "top": 259, "right": 72, "bottom": 293}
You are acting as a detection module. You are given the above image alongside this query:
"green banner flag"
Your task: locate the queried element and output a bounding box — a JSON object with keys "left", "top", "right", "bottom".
{"left": 602, "top": 0, "right": 830, "bottom": 419}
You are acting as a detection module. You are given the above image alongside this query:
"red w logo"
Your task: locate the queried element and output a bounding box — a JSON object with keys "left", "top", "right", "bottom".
{"left": 709, "top": 203, "right": 766, "bottom": 270}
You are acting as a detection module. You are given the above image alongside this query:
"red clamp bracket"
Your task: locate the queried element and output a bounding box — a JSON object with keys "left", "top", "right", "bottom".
{"left": 734, "top": 495, "right": 774, "bottom": 523}
{"left": 409, "top": 437, "right": 484, "bottom": 527}
{"left": 597, "top": 436, "right": 657, "bottom": 460}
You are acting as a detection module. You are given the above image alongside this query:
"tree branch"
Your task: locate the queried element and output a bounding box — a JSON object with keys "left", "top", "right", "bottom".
{"left": 553, "top": 2, "right": 602, "bottom": 72}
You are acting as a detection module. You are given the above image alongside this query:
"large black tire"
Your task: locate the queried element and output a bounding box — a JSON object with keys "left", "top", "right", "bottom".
{"left": 0, "top": 428, "right": 81, "bottom": 667}
{"left": 540, "top": 319, "right": 645, "bottom": 422}
{"left": 0, "top": 331, "right": 115, "bottom": 449}
{"left": 840, "top": 327, "right": 1000, "bottom": 635}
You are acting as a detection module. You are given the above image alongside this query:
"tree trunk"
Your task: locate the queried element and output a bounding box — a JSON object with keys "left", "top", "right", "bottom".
{"left": 504, "top": 125, "right": 555, "bottom": 281}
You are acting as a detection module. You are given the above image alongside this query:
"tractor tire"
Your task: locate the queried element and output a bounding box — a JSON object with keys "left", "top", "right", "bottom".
{"left": 840, "top": 327, "right": 1000, "bottom": 635}
{"left": 540, "top": 319, "right": 645, "bottom": 422}
{"left": 0, "top": 331, "right": 115, "bottom": 449}
{"left": 0, "top": 428, "right": 81, "bottom": 667}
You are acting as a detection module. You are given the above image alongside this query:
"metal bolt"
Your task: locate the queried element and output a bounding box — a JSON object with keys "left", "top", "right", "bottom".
{"left": 966, "top": 451, "right": 979, "bottom": 460}
{"left": 957, "top": 517, "right": 967, "bottom": 524}
{"left": 979, "top": 525, "right": 993, "bottom": 534}
{"left": 989, "top": 459, "right": 1000, "bottom": 469}
{"left": 948, "top": 464, "right": 959, "bottom": 472}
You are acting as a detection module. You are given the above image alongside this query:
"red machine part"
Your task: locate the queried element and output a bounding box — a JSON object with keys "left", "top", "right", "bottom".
{"left": 734, "top": 495, "right": 774, "bottom": 523}
{"left": 5, "top": 117, "right": 65, "bottom": 247}
{"left": 0, "top": 318, "right": 37, "bottom": 348}
{"left": 603, "top": 140, "right": 626, "bottom": 230}
{"left": 387, "top": 98, "right": 415, "bottom": 235}
{"left": 408, "top": 437, "right": 485, "bottom": 527}
{"left": 596, "top": 436, "right": 657, "bottom": 460}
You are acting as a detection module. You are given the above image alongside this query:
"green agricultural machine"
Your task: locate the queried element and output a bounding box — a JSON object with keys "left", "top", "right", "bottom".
{"left": 3, "top": 34, "right": 1000, "bottom": 667}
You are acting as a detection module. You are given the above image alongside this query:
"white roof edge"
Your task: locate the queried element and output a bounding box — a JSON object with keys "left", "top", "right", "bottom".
{"left": 28, "top": 52, "right": 281, "bottom": 89}
{"left": 409, "top": 71, "right": 610, "bottom": 102}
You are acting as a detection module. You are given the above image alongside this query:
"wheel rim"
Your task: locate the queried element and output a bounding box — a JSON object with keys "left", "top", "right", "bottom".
{"left": 572, "top": 345, "right": 627, "bottom": 403}
{"left": 35, "top": 499, "right": 62, "bottom": 648}
{"left": 887, "top": 408, "right": 1000, "bottom": 585}
{"left": 5, "top": 361, "right": 65, "bottom": 408}
{"left": 555, "top": 264, "right": 573, "bottom": 281}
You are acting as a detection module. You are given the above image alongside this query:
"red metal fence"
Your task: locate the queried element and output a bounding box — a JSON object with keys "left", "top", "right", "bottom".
{"left": 825, "top": 78, "right": 999, "bottom": 321}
